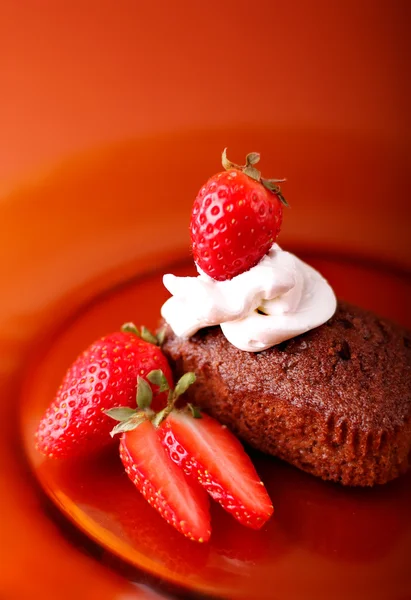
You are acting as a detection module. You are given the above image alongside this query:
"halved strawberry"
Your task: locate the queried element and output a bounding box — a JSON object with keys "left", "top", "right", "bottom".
{"left": 119, "top": 418, "right": 211, "bottom": 543}
{"left": 107, "top": 369, "right": 273, "bottom": 536}
{"left": 158, "top": 410, "right": 273, "bottom": 529}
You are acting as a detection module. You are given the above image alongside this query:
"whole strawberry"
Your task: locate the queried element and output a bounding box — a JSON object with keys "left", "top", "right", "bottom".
{"left": 190, "top": 149, "right": 288, "bottom": 281}
{"left": 35, "top": 324, "right": 173, "bottom": 458}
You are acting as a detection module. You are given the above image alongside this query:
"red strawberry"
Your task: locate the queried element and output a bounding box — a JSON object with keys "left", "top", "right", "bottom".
{"left": 35, "top": 324, "right": 173, "bottom": 458}
{"left": 119, "top": 417, "right": 211, "bottom": 543}
{"left": 107, "top": 369, "right": 273, "bottom": 536}
{"left": 158, "top": 410, "right": 274, "bottom": 530}
{"left": 190, "top": 149, "right": 288, "bottom": 281}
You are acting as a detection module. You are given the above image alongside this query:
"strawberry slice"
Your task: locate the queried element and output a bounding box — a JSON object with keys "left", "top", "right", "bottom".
{"left": 158, "top": 411, "right": 274, "bottom": 529}
{"left": 108, "top": 369, "right": 273, "bottom": 537}
{"left": 120, "top": 418, "right": 211, "bottom": 543}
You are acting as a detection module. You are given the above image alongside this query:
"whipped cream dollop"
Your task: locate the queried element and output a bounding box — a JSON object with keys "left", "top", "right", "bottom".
{"left": 161, "top": 244, "right": 337, "bottom": 352}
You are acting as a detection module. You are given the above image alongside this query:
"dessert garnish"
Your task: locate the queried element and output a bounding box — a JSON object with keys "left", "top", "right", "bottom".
{"left": 36, "top": 324, "right": 273, "bottom": 541}
{"left": 191, "top": 149, "right": 287, "bottom": 281}
{"left": 162, "top": 149, "right": 337, "bottom": 351}
{"left": 106, "top": 372, "right": 274, "bottom": 531}
{"left": 35, "top": 324, "right": 173, "bottom": 458}
{"left": 115, "top": 414, "right": 211, "bottom": 543}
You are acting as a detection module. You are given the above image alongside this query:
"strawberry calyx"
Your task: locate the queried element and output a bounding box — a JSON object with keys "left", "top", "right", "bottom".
{"left": 221, "top": 148, "right": 289, "bottom": 207}
{"left": 105, "top": 369, "right": 199, "bottom": 436}
{"left": 151, "top": 371, "right": 197, "bottom": 426}
{"left": 121, "top": 322, "right": 167, "bottom": 346}
{"left": 107, "top": 410, "right": 151, "bottom": 437}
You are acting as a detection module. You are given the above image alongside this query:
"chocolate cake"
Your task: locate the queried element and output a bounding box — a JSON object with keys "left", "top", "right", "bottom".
{"left": 162, "top": 301, "right": 411, "bottom": 486}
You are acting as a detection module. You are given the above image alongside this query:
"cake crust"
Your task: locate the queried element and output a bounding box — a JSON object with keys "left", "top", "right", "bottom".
{"left": 162, "top": 301, "right": 411, "bottom": 486}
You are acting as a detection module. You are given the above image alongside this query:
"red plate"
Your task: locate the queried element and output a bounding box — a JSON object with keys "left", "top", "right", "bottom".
{"left": 20, "top": 251, "right": 411, "bottom": 600}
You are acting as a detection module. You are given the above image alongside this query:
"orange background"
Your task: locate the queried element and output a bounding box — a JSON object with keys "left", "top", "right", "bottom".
{"left": 1, "top": 0, "right": 410, "bottom": 191}
{"left": 1, "top": 2, "right": 410, "bottom": 599}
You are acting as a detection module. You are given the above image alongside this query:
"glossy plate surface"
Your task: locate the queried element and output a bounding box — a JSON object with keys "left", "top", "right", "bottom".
{"left": 21, "top": 252, "right": 411, "bottom": 600}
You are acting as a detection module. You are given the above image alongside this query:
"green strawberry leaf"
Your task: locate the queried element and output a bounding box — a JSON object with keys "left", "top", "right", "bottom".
{"left": 147, "top": 369, "right": 170, "bottom": 393}
{"left": 109, "top": 414, "right": 146, "bottom": 437}
{"left": 246, "top": 152, "right": 261, "bottom": 166}
{"left": 136, "top": 376, "right": 153, "bottom": 409}
{"left": 243, "top": 165, "right": 261, "bottom": 182}
{"left": 174, "top": 372, "right": 196, "bottom": 398}
{"left": 187, "top": 403, "right": 202, "bottom": 419}
{"left": 121, "top": 322, "right": 140, "bottom": 336}
{"left": 156, "top": 326, "right": 167, "bottom": 346}
{"left": 261, "top": 179, "right": 289, "bottom": 207}
{"left": 140, "top": 326, "right": 158, "bottom": 345}
{"left": 104, "top": 407, "right": 137, "bottom": 422}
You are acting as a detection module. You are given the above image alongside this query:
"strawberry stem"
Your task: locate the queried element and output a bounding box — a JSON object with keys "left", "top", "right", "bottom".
{"left": 221, "top": 148, "right": 289, "bottom": 207}
{"left": 106, "top": 369, "right": 197, "bottom": 433}
{"left": 151, "top": 371, "right": 196, "bottom": 427}
{"left": 151, "top": 387, "right": 175, "bottom": 427}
